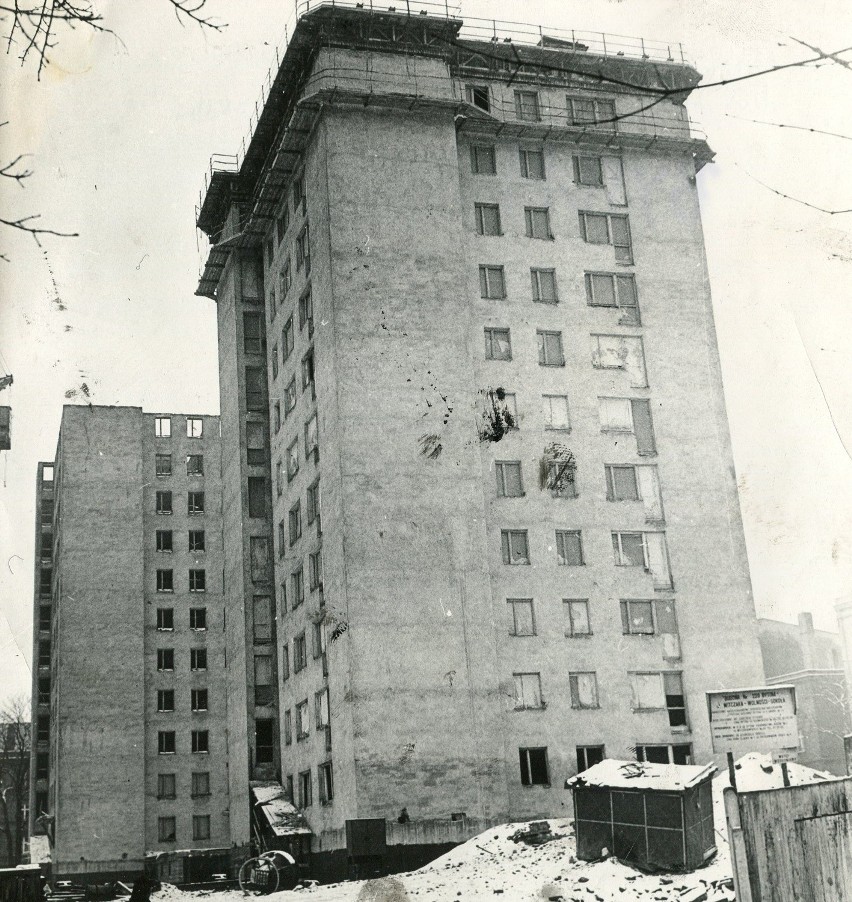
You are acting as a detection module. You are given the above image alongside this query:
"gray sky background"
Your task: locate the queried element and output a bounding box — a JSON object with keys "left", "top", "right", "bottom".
{"left": 1, "top": 0, "right": 851, "bottom": 706}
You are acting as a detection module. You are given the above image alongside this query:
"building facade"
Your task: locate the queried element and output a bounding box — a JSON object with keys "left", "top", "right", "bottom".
{"left": 29, "top": 406, "right": 231, "bottom": 883}
{"left": 194, "top": 1, "right": 766, "bottom": 875}
{"left": 758, "top": 612, "right": 850, "bottom": 775}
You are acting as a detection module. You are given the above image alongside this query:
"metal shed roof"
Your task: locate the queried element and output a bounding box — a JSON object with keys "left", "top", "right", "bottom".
{"left": 565, "top": 759, "right": 716, "bottom": 792}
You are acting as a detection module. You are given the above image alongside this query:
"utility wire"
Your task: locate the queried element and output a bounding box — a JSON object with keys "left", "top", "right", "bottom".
{"left": 724, "top": 112, "right": 852, "bottom": 143}
{"left": 732, "top": 161, "right": 852, "bottom": 215}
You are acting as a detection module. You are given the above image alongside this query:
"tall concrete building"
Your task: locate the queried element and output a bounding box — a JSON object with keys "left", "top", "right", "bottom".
{"left": 29, "top": 406, "right": 231, "bottom": 883}
{"left": 194, "top": 1, "right": 765, "bottom": 877}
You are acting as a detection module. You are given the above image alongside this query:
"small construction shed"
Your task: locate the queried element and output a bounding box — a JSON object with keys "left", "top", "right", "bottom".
{"left": 566, "top": 759, "right": 717, "bottom": 872}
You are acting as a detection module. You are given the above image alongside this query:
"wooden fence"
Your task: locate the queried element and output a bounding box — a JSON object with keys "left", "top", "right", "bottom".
{"left": 725, "top": 776, "right": 852, "bottom": 901}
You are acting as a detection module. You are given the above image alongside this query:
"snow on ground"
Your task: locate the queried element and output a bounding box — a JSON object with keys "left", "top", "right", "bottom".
{"left": 152, "top": 755, "right": 831, "bottom": 902}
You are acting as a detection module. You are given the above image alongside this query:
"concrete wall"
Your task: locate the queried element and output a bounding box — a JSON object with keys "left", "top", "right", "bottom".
{"left": 52, "top": 407, "right": 147, "bottom": 870}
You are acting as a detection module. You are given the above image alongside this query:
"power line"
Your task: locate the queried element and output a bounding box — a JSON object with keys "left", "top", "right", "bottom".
{"left": 732, "top": 161, "right": 852, "bottom": 215}
{"left": 724, "top": 112, "right": 852, "bottom": 143}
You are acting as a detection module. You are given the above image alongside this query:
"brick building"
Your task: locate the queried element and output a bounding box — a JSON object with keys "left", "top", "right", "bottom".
{"left": 29, "top": 406, "right": 231, "bottom": 883}
{"left": 758, "top": 612, "right": 850, "bottom": 775}
{"left": 194, "top": 1, "right": 765, "bottom": 877}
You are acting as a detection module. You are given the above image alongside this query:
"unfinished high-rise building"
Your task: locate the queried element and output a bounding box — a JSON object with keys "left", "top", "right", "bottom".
{"left": 29, "top": 406, "right": 230, "bottom": 883}
{"left": 192, "top": 0, "right": 765, "bottom": 879}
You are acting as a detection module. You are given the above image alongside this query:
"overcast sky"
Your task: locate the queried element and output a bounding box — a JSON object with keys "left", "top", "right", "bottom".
{"left": 1, "top": 0, "right": 851, "bottom": 707}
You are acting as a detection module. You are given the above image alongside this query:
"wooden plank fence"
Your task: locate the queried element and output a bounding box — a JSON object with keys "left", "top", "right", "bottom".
{"left": 726, "top": 776, "right": 852, "bottom": 901}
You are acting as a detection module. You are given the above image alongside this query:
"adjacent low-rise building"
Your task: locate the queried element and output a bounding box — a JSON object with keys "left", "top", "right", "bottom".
{"left": 758, "top": 612, "right": 850, "bottom": 775}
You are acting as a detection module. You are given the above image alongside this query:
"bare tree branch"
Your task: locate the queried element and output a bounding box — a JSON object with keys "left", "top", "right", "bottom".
{"left": 0, "top": 214, "right": 78, "bottom": 238}
{"left": 165, "top": 0, "right": 224, "bottom": 32}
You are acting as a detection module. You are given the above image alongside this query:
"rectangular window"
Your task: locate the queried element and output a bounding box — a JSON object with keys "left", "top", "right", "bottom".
{"left": 556, "top": 530, "right": 584, "bottom": 566}
{"left": 157, "top": 773, "right": 176, "bottom": 800}
{"left": 281, "top": 644, "right": 290, "bottom": 682}
{"left": 189, "top": 529, "right": 205, "bottom": 552}
{"left": 479, "top": 265, "right": 506, "bottom": 299}
{"left": 470, "top": 144, "right": 496, "bottom": 175}
{"left": 282, "top": 316, "right": 294, "bottom": 361}
{"left": 514, "top": 90, "right": 541, "bottom": 121}
{"left": 284, "top": 376, "right": 297, "bottom": 415}
{"left": 307, "top": 479, "right": 320, "bottom": 525}
{"left": 273, "top": 402, "right": 282, "bottom": 433}
{"left": 636, "top": 744, "right": 693, "bottom": 765}
{"left": 309, "top": 549, "right": 323, "bottom": 591}
{"left": 247, "top": 477, "right": 266, "bottom": 518}
{"left": 465, "top": 84, "right": 490, "bottom": 111}
{"left": 245, "top": 366, "right": 266, "bottom": 411}
{"left": 564, "top": 599, "right": 592, "bottom": 637}
{"left": 253, "top": 595, "right": 272, "bottom": 642}
{"left": 156, "top": 491, "right": 173, "bottom": 515}
{"left": 299, "top": 290, "right": 313, "bottom": 335}
{"left": 513, "top": 672, "right": 543, "bottom": 709}
{"left": 577, "top": 745, "right": 605, "bottom": 772}
{"left": 189, "top": 607, "right": 207, "bottom": 630}
{"left": 246, "top": 421, "right": 266, "bottom": 464}
{"left": 302, "top": 349, "right": 315, "bottom": 392}
{"left": 189, "top": 569, "right": 206, "bottom": 592}
{"left": 567, "top": 96, "right": 616, "bottom": 129}
{"left": 271, "top": 346, "right": 279, "bottom": 380}
{"left": 474, "top": 203, "right": 501, "bottom": 236}
{"left": 187, "top": 418, "right": 203, "bottom": 438}
{"left": 157, "top": 569, "right": 174, "bottom": 593}
{"left": 579, "top": 211, "right": 633, "bottom": 263}
{"left": 573, "top": 155, "right": 604, "bottom": 186}
{"left": 156, "top": 453, "right": 172, "bottom": 477}
{"left": 156, "top": 608, "right": 174, "bottom": 631}
{"left": 191, "top": 771, "right": 210, "bottom": 798}
{"left": 542, "top": 395, "right": 570, "bottom": 431}
{"left": 188, "top": 491, "right": 205, "bottom": 514}
{"left": 286, "top": 440, "right": 300, "bottom": 482}
{"left": 599, "top": 398, "right": 656, "bottom": 455}
{"left": 243, "top": 312, "right": 264, "bottom": 355}
{"left": 250, "top": 536, "right": 271, "bottom": 582}
{"left": 191, "top": 648, "right": 208, "bottom": 672}
{"left": 156, "top": 530, "right": 173, "bottom": 553}
{"left": 38, "top": 605, "right": 51, "bottom": 632}
{"left": 519, "top": 747, "right": 549, "bottom": 786}
{"left": 275, "top": 460, "right": 284, "bottom": 497}
{"left": 508, "top": 598, "right": 535, "bottom": 637}
{"left": 289, "top": 501, "right": 302, "bottom": 545}
{"left": 256, "top": 718, "right": 274, "bottom": 764}
{"left": 296, "top": 223, "right": 310, "bottom": 274}
{"left": 158, "top": 731, "right": 176, "bottom": 755}
{"left": 501, "top": 529, "right": 530, "bottom": 565}
{"left": 192, "top": 815, "right": 211, "bottom": 842}
{"left": 296, "top": 699, "right": 310, "bottom": 739}
{"left": 294, "top": 632, "right": 307, "bottom": 671}
{"left": 157, "top": 689, "right": 175, "bottom": 713}
{"left": 158, "top": 816, "right": 176, "bottom": 842}
{"left": 284, "top": 709, "right": 292, "bottom": 745}
{"left": 484, "top": 328, "right": 512, "bottom": 360}
{"left": 292, "top": 566, "right": 305, "bottom": 608}
{"left": 157, "top": 649, "right": 174, "bottom": 672}
{"left": 278, "top": 520, "right": 286, "bottom": 557}
{"left": 155, "top": 417, "right": 171, "bottom": 438}
{"left": 191, "top": 688, "right": 208, "bottom": 712}
{"left": 494, "top": 459, "right": 524, "bottom": 498}
{"left": 537, "top": 330, "right": 564, "bottom": 366}
{"left": 298, "top": 770, "right": 312, "bottom": 808}
{"left": 315, "top": 688, "right": 330, "bottom": 728}
{"left": 191, "top": 730, "right": 209, "bottom": 753}
{"left": 519, "top": 147, "right": 545, "bottom": 179}
{"left": 569, "top": 672, "right": 599, "bottom": 709}
{"left": 591, "top": 334, "right": 647, "bottom": 387}
{"left": 606, "top": 465, "right": 640, "bottom": 501}
{"left": 524, "top": 207, "right": 552, "bottom": 240}
{"left": 585, "top": 273, "right": 639, "bottom": 324}
{"left": 318, "top": 762, "right": 334, "bottom": 804}
{"left": 305, "top": 413, "right": 318, "bottom": 462}
{"left": 612, "top": 531, "right": 647, "bottom": 567}
{"left": 280, "top": 258, "right": 292, "bottom": 298}
{"left": 531, "top": 268, "right": 557, "bottom": 303}
{"left": 254, "top": 654, "right": 273, "bottom": 686}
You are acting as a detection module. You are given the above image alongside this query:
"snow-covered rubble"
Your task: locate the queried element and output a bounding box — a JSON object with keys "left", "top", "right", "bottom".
{"left": 150, "top": 755, "right": 830, "bottom": 902}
